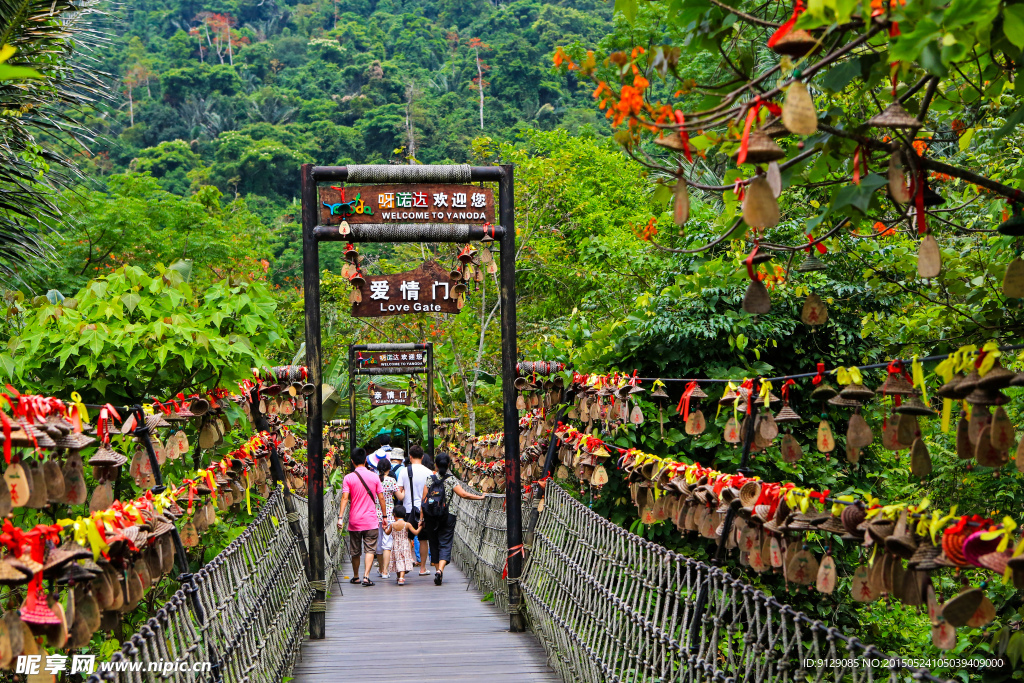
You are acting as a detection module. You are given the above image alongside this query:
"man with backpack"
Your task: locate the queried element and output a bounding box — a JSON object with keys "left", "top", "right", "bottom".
{"left": 338, "top": 448, "right": 387, "bottom": 586}
{"left": 420, "top": 452, "right": 484, "bottom": 586}
{"left": 396, "top": 444, "right": 433, "bottom": 574}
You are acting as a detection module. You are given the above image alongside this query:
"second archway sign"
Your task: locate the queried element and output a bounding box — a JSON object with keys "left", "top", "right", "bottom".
{"left": 300, "top": 163, "right": 524, "bottom": 637}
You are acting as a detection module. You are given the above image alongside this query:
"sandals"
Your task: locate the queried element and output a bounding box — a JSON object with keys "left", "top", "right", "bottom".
{"left": 418, "top": 570, "right": 430, "bottom": 576}
{"left": 349, "top": 577, "right": 361, "bottom": 584}
{"left": 398, "top": 578, "right": 406, "bottom": 586}
{"left": 361, "top": 577, "right": 374, "bottom": 587}
{"left": 434, "top": 571, "right": 443, "bottom": 586}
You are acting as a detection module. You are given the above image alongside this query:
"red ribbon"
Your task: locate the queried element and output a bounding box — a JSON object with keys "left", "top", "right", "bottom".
{"left": 502, "top": 544, "right": 525, "bottom": 579}
{"left": 805, "top": 234, "right": 827, "bottom": 255}
{"left": 739, "top": 378, "right": 754, "bottom": 414}
{"left": 680, "top": 381, "right": 698, "bottom": 419}
{"left": 767, "top": 0, "right": 806, "bottom": 48}
{"left": 745, "top": 245, "right": 759, "bottom": 280}
{"left": 780, "top": 379, "right": 796, "bottom": 403}
{"left": 914, "top": 170, "right": 927, "bottom": 235}
{"left": 812, "top": 362, "right": 826, "bottom": 385}
{"left": 852, "top": 145, "right": 868, "bottom": 185}
{"left": 673, "top": 110, "right": 693, "bottom": 163}
{"left": 737, "top": 97, "right": 782, "bottom": 165}
{"left": 0, "top": 412, "right": 11, "bottom": 465}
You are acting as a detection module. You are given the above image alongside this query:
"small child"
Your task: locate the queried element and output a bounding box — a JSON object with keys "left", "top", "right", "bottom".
{"left": 388, "top": 504, "right": 423, "bottom": 585}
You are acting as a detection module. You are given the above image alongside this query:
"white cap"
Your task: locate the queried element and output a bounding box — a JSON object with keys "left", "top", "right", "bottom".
{"left": 388, "top": 448, "right": 405, "bottom": 461}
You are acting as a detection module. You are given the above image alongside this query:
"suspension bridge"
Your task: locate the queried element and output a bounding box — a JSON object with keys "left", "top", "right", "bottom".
{"left": 86, "top": 479, "right": 952, "bottom": 683}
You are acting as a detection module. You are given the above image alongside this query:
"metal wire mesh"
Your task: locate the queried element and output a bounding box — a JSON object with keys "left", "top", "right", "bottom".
{"left": 521, "top": 483, "right": 952, "bottom": 683}
{"left": 451, "top": 486, "right": 515, "bottom": 611}
{"left": 88, "top": 487, "right": 342, "bottom": 683}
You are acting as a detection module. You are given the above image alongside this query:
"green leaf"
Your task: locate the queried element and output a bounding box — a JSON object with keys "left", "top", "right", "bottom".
{"left": 614, "top": 0, "right": 639, "bottom": 21}
{"left": 830, "top": 174, "right": 888, "bottom": 214}
{"left": 1007, "top": 631, "right": 1024, "bottom": 668}
{"left": 820, "top": 57, "right": 861, "bottom": 92}
{"left": 121, "top": 292, "right": 141, "bottom": 313}
{"left": 958, "top": 127, "right": 975, "bottom": 152}
{"left": 888, "top": 18, "right": 941, "bottom": 62}
{"left": 995, "top": 106, "right": 1024, "bottom": 140}
{"left": 1006, "top": 6, "right": 1024, "bottom": 48}
{"left": 0, "top": 63, "right": 43, "bottom": 80}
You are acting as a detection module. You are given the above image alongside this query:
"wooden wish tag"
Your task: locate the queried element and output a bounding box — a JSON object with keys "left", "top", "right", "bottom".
{"left": 62, "top": 453, "right": 87, "bottom": 506}
{"left": 941, "top": 587, "right": 983, "bottom": 627}
{"left": 0, "top": 609, "right": 11, "bottom": 669}
{"left": 685, "top": 410, "right": 706, "bottom": 435}
{"left": 742, "top": 278, "right": 772, "bottom": 314}
{"left": 767, "top": 161, "right": 782, "bottom": 198}
{"left": 742, "top": 176, "right": 780, "bottom": 229}
{"left": 785, "top": 549, "right": 816, "bottom": 585}
{"left": 888, "top": 153, "right": 911, "bottom": 204}
{"left": 966, "top": 595, "right": 997, "bottom": 628}
{"left": 89, "top": 480, "right": 113, "bottom": 514}
{"left": 956, "top": 415, "right": 973, "bottom": 459}
{"left": 674, "top": 178, "right": 690, "bottom": 228}
{"left": 1003, "top": 257, "right": 1024, "bottom": 298}
{"left": 882, "top": 415, "right": 901, "bottom": 450}
{"left": 816, "top": 554, "right": 837, "bottom": 594}
{"left": 846, "top": 443, "right": 861, "bottom": 464}
{"left": 629, "top": 404, "right": 644, "bottom": 425}
{"left": 897, "top": 413, "right": 918, "bottom": 448}
{"left": 724, "top": 416, "right": 741, "bottom": 444}
{"left": 780, "top": 433, "right": 803, "bottom": 462}
{"left": 931, "top": 620, "right": 957, "bottom": 651}
{"left": 782, "top": 81, "right": 817, "bottom": 135}
{"left": 0, "top": 477, "right": 9, "bottom": 519}
{"left": 181, "top": 521, "right": 200, "bottom": 548}
{"left": 989, "top": 406, "right": 1014, "bottom": 450}
{"left": 151, "top": 435, "right": 167, "bottom": 466}
{"left": 1017, "top": 436, "right": 1024, "bottom": 473}
{"left": 846, "top": 413, "right": 873, "bottom": 451}
{"left": 43, "top": 459, "right": 64, "bottom": 503}
{"left": 760, "top": 535, "right": 773, "bottom": 569}
{"left": 816, "top": 420, "right": 835, "bottom": 452}
{"left": 199, "top": 422, "right": 218, "bottom": 449}
{"left": 769, "top": 537, "right": 784, "bottom": 568}
{"left": 759, "top": 412, "right": 779, "bottom": 441}
{"left": 26, "top": 458, "right": 46, "bottom": 507}
{"left": 974, "top": 425, "right": 1008, "bottom": 468}
{"left": 749, "top": 543, "right": 768, "bottom": 572}
{"left": 910, "top": 438, "right": 933, "bottom": 477}
{"left": 591, "top": 465, "right": 608, "bottom": 487}
{"left": 3, "top": 463, "right": 30, "bottom": 509}
{"left": 917, "top": 234, "right": 942, "bottom": 279}
{"left": 968, "top": 406, "right": 990, "bottom": 445}
{"left": 801, "top": 293, "right": 828, "bottom": 326}
{"left": 851, "top": 565, "right": 879, "bottom": 602}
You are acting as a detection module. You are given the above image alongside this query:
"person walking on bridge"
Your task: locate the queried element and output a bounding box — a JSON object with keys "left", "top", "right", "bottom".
{"left": 338, "top": 448, "right": 387, "bottom": 587}
{"left": 396, "top": 444, "right": 432, "bottom": 575}
{"left": 421, "top": 452, "right": 484, "bottom": 586}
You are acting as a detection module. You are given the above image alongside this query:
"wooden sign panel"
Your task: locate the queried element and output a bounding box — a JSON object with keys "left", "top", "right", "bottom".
{"left": 369, "top": 383, "right": 412, "bottom": 407}
{"left": 352, "top": 260, "right": 461, "bottom": 317}
{"left": 356, "top": 350, "right": 427, "bottom": 369}
{"left": 319, "top": 184, "right": 495, "bottom": 225}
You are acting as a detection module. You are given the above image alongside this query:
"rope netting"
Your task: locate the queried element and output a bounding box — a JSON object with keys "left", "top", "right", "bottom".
{"left": 87, "top": 487, "right": 342, "bottom": 682}
{"left": 456, "top": 481, "right": 952, "bottom": 683}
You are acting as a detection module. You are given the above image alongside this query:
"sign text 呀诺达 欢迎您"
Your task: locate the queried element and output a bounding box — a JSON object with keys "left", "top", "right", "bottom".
{"left": 318, "top": 184, "right": 495, "bottom": 225}
{"left": 356, "top": 351, "right": 426, "bottom": 368}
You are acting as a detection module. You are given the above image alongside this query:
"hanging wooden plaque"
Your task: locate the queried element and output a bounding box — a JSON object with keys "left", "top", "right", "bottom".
{"left": 368, "top": 383, "right": 412, "bottom": 407}
{"left": 318, "top": 185, "right": 496, "bottom": 225}
{"left": 352, "top": 261, "right": 461, "bottom": 317}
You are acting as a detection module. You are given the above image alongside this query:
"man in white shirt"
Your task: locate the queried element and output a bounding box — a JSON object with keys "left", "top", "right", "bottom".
{"left": 396, "top": 444, "right": 433, "bottom": 575}
{"left": 366, "top": 434, "right": 393, "bottom": 472}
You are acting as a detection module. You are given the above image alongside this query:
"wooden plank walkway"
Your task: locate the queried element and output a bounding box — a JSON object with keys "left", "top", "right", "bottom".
{"left": 291, "top": 564, "right": 561, "bottom": 682}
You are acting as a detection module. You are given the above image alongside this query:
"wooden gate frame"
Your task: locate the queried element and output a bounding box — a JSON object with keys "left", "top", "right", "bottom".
{"left": 301, "top": 164, "right": 524, "bottom": 638}
{"left": 347, "top": 342, "right": 434, "bottom": 456}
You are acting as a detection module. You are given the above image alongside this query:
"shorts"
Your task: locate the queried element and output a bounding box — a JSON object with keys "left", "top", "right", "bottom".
{"left": 348, "top": 528, "right": 379, "bottom": 557}
{"left": 376, "top": 524, "right": 394, "bottom": 553}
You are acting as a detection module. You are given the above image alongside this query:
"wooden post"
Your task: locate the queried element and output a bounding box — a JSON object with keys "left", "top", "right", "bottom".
{"left": 427, "top": 342, "right": 435, "bottom": 455}
{"left": 498, "top": 164, "right": 525, "bottom": 633}
{"left": 301, "top": 162, "right": 327, "bottom": 640}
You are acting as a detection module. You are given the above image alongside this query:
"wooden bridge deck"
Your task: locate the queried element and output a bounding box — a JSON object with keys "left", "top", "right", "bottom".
{"left": 291, "top": 564, "right": 561, "bottom": 682}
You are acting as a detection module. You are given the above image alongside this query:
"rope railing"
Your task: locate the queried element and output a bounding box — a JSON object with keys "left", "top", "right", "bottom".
{"left": 89, "top": 487, "right": 343, "bottom": 683}
{"left": 455, "top": 482, "right": 952, "bottom": 683}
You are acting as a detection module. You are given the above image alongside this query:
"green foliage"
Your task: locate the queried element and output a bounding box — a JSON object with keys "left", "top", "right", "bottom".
{"left": 1, "top": 264, "right": 286, "bottom": 403}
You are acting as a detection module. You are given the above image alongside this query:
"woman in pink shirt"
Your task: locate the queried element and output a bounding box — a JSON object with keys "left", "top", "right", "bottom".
{"left": 338, "top": 449, "right": 387, "bottom": 586}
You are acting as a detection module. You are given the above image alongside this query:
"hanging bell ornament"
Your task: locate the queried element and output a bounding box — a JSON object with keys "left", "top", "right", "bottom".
{"left": 742, "top": 176, "right": 780, "bottom": 229}
{"left": 782, "top": 81, "right": 817, "bottom": 136}
{"left": 343, "top": 244, "right": 359, "bottom": 264}
{"left": 810, "top": 383, "right": 837, "bottom": 401}
{"left": 797, "top": 253, "right": 827, "bottom": 272}
{"left": 895, "top": 393, "right": 937, "bottom": 416}
{"left": 743, "top": 279, "right": 771, "bottom": 314}
{"left": 734, "top": 128, "right": 786, "bottom": 165}
{"left": 762, "top": 118, "right": 789, "bottom": 138}
{"left": 867, "top": 103, "right": 922, "bottom": 131}
{"left": 770, "top": 28, "right": 819, "bottom": 57}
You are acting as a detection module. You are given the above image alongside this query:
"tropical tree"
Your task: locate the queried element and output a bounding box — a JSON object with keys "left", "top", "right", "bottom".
{"left": 0, "top": 0, "right": 108, "bottom": 279}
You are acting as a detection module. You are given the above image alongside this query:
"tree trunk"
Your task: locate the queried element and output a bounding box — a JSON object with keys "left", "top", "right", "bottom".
{"left": 405, "top": 83, "right": 417, "bottom": 160}
{"left": 128, "top": 88, "right": 134, "bottom": 126}
{"left": 475, "top": 49, "right": 484, "bottom": 130}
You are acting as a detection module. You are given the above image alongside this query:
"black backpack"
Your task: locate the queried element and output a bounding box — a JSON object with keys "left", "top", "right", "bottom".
{"left": 423, "top": 474, "right": 452, "bottom": 519}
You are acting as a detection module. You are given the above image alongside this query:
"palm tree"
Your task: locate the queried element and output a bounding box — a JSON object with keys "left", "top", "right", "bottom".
{"left": 0, "top": 0, "right": 108, "bottom": 280}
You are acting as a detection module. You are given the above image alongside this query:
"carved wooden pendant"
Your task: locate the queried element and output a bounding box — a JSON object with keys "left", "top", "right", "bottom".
{"left": 685, "top": 410, "right": 706, "bottom": 435}
{"left": 781, "top": 433, "right": 803, "bottom": 462}
{"left": 742, "top": 176, "right": 780, "bottom": 229}
{"left": 882, "top": 415, "right": 901, "bottom": 451}
{"left": 89, "top": 480, "right": 113, "bottom": 514}
{"left": 897, "top": 413, "right": 918, "bottom": 448}
{"left": 910, "top": 438, "right": 932, "bottom": 477}
{"left": 974, "top": 425, "right": 1009, "bottom": 467}
{"left": 956, "top": 415, "right": 973, "bottom": 459}
{"left": 782, "top": 81, "right": 817, "bottom": 136}
{"left": 724, "top": 416, "right": 741, "bottom": 443}
{"left": 1003, "top": 257, "right": 1024, "bottom": 298}
{"left": 674, "top": 178, "right": 690, "bottom": 227}
{"left": 742, "top": 278, "right": 772, "bottom": 314}
{"left": 888, "top": 153, "right": 910, "bottom": 204}
{"left": 801, "top": 293, "right": 827, "bottom": 326}
{"left": 989, "top": 406, "right": 1014, "bottom": 450}
{"left": 816, "top": 554, "right": 837, "bottom": 593}
{"left": 816, "top": 420, "right": 834, "bottom": 452}
{"left": 3, "top": 463, "right": 29, "bottom": 509}
{"left": 968, "top": 406, "right": 990, "bottom": 445}
{"left": 847, "top": 413, "right": 873, "bottom": 451}
{"left": 852, "top": 565, "right": 879, "bottom": 602}
{"left": 917, "top": 234, "right": 941, "bottom": 278}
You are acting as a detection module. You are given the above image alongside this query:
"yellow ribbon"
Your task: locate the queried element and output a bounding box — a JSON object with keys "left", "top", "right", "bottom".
{"left": 758, "top": 381, "right": 774, "bottom": 409}
{"left": 957, "top": 345, "right": 978, "bottom": 373}
{"left": 911, "top": 355, "right": 929, "bottom": 405}
{"left": 717, "top": 381, "right": 737, "bottom": 420}
{"left": 831, "top": 495, "right": 855, "bottom": 517}
{"left": 69, "top": 391, "right": 90, "bottom": 425}
{"left": 245, "top": 471, "right": 252, "bottom": 515}
{"left": 979, "top": 516, "right": 1017, "bottom": 553}
{"left": 929, "top": 506, "right": 958, "bottom": 545}
{"left": 978, "top": 341, "right": 1001, "bottom": 376}
{"left": 836, "top": 367, "right": 863, "bottom": 386}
